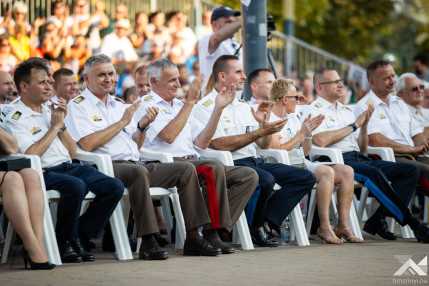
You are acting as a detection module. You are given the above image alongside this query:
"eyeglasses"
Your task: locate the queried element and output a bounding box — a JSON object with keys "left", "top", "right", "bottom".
{"left": 319, "top": 79, "right": 343, "bottom": 85}
{"left": 409, "top": 84, "right": 425, "bottom": 92}
{"left": 284, "top": 96, "right": 300, "bottom": 100}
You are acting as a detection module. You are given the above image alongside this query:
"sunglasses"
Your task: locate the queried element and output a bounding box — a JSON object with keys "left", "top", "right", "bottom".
{"left": 410, "top": 85, "right": 425, "bottom": 92}
{"left": 319, "top": 79, "right": 343, "bottom": 85}
{"left": 284, "top": 96, "right": 300, "bottom": 100}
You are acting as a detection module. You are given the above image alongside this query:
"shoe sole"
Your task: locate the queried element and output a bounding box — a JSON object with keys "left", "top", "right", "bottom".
{"left": 183, "top": 250, "right": 220, "bottom": 256}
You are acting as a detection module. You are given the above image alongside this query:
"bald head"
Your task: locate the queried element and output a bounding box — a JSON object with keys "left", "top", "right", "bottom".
{"left": 0, "top": 71, "right": 17, "bottom": 104}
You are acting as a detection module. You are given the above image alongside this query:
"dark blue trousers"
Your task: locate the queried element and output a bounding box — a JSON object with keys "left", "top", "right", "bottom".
{"left": 43, "top": 162, "right": 124, "bottom": 244}
{"left": 342, "top": 151, "right": 418, "bottom": 225}
{"left": 234, "top": 157, "right": 315, "bottom": 227}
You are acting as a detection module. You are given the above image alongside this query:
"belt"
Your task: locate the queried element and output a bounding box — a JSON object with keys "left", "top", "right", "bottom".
{"left": 173, "top": 155, "right": 198, "bottom": 161}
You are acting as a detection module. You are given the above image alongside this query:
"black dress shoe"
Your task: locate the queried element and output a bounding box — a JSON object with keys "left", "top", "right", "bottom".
{"left": 71, "top": 240, "right": 96, "bottom": 262}
{"left": 139, "top": 234, "right": 169, "bottom": 260}
{"left": 251, "top": 227, "right": 280, "bottom": 247}
{"left": 203, "top": 230, "right": 235, "bottom": 254}
{"left": 59, "top": 241, "right": 82, "bottom": 263}
{"left": 154, "top": 233, "right": 170, "bottom": 248}
{"left": 183, "top": 236, "right": 221, "bottom": 256}
{"left": 409, "top": 219, "right": 429, "bottom": 243}
{"left": 363, "top": 218, "right": 397, "bottom": 240}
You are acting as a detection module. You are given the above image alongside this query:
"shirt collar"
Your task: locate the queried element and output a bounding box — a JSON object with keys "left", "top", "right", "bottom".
{"left": 367, "top": 90, "right": 399, "bottom": 107}
{"left": 15, "top": 98, "right": 50, "bottom": 116}
{"left": 82, "top": 88, "right": 117, "bottom": 108}
{"left": 149, "top": 90, "right": 183, "bottom": 107}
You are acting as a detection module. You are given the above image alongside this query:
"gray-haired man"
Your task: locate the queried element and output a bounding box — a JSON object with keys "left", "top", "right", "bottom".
{"left": 66, "top": 54, "right": 221, "bottom": 259}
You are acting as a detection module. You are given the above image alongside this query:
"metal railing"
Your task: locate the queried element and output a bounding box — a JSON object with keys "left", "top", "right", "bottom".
{"left": 268, "top": 30, "right": 366, "bottom": 81}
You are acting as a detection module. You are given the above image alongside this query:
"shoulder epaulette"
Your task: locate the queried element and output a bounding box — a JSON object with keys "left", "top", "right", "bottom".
{"left": 11, "top": 111, "right": 22, "bottom": 121}
{"left": 73, "top": 95, "right": 85, "bottom": 104}
{"left": 114, "top": 97, "right": 125, "bottom": 104}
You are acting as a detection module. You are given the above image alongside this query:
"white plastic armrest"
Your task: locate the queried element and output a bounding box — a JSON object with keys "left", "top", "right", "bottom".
{"left": 75, "top": 149, "right": 115, "bottom": 176}
{"left": 309, "top": 146, "right": 344, "bottom": 164}
{"left": 140, "top": 149, "right": 174, "bottom": 163}
{"left": 367, "top": 146, "right": 395, "bottom": 162}
{"left": 258, "top": 148, "right": 290, "bottom": 165}
{"left": 197, "top": 148, "right": 234, "bottom": 166}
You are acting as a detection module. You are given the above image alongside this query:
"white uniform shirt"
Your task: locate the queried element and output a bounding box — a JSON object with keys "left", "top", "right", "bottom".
{"left": 355, "top": 91, "right": 422, "bottom": 146}
{"left": 136, "top": 91, "right": 202, "bottom": 157}
{"left": 269, "top": 112, "right": 305, "bottom": 165}
{"left": 408, "top": 104, "right": 429, "bottom": 128}
{"left": 198, "top": 34, "right": 241, "bottom": 90}
{"left": 2, "top": 99, "right": 71, "bottom": 168}
{"left": 65, "top": 89, "right": 140, "bottom": 161}
{"left": 194, "top": 90, "right": 259, "bottom": 160}
{"left": 310, "top": 97, "right": 360, "bottom": 153}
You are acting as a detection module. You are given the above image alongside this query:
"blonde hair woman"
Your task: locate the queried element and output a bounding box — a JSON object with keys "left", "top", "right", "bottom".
{"left": 266, "top": 78, "right": 362, "bottom": 244}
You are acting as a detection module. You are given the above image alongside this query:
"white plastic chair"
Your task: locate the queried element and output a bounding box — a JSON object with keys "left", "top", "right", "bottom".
{"left": 198, "top": 148, "right": 255, "bottom": 250}
{"left": 308, "top": 146, "right": 364, "bottom": 240}
{"left": 137, "top": 149, "right": 187, "bottom": 251}
{"left": 360, "top": 147, "right": 415, "bottom": 239}
{"left": 256, "top": 148, "right": 311, "bottom": 246}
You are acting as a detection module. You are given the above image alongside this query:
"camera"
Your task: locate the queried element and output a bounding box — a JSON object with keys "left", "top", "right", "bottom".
{"left": 267, "top": 14, "right": 276, "bottom": 41}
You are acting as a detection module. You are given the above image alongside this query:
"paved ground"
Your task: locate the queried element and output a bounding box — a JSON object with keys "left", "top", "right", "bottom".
{"left": 1, "top": 238, "right": 428, "bottom": 286}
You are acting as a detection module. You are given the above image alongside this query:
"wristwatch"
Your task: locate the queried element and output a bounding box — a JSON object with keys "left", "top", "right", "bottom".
{"left": 59, "top": 126, "right": 67, "bottom": 133}
{"left": 349, "top": 123, "right": 358, "bottom": 132}
{"left": 137, "top": 122, "right": 149, "bottom": 133}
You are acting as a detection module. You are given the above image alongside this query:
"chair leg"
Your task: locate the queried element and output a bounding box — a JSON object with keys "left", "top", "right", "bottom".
{"left": 168, "top": 192, "right": 186, "bottom": 250}
{"left": 110, "top": 203, "right": 133, "bottom": 261}
{"left": 424, "top": 197, "right": 429, "bottom": 224}
{"left": 43, "top": 201, "right": 62, "bottom": 265}
{"left": 160, "top": 196, "right": 173, "bottom": 244}
{"left": 290, "top": 205, "right": 310, "bottom": 246}
{"left": 232, "top": 212, "right": 254, "bottom": 250}
{"left": 1, "top": 222, "right": 14, "bottom": 264}
{"left": 349, "top": 203, "right": 364, "bottom": 240}
{"left": 305, "top": 189, "right": 317, "bottom": 236}
{"left": 357, "top": 187, "right": 369, "bottom": 223}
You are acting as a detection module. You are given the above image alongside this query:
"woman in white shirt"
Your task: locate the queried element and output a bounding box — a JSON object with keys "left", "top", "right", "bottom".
{"left": 265, "top": 78, "right": 362, "bottom": 244}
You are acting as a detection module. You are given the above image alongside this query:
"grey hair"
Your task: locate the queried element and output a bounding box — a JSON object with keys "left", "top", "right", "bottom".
{"left": 396, "top": 73, "right": 419, "bottom": 93}
{"left": 147, "top": 58, "right": 177, "bottom": 81}
{"left": 83, "top": 54, "right": 112, "bottom": 75}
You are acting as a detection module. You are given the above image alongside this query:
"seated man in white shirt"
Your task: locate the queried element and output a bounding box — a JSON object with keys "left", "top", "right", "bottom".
{"left": 3, "top": 58, "right": 126, "bottom": 262}
{"left": 133, "top": 62, "right": 151, "bottom": 97}
{"left": 396, "top": 73, "right": 429, "bottom": 139}
{"left": 137, "top": 58, "right": 258, "bottom": 253}
{"left": 267, "top": 78, "right": 360, "bottom": 244}
{"left": 311, "top": 67, "right": 429, "bottom": 242}
{"left": 52, "top": 68, "right": 80, "bottom": 102}
{"left": 356, "top": 62, "right": 429, "bottom": 180}
{"left": 198, "top": 6, "right": 241, "bottom": 90}
{"left": 66, "top": 55, "right": 222, "bottom": 259}
{"left": 194, "top": 55, "right": 316, "bottom": 246}
{"left": 247, "top": 68, "right": 275, "bottom": 106}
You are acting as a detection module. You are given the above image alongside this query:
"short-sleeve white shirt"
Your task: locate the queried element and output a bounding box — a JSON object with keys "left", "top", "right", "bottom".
{"left": 356, "top": 91, "right": 422, "bottom": 146}
{"left": 136, "top": 91, "right": 201, "bottom": 157}
{"left": 310, "top": 97, "right": 360, "bottom": 153}
{"left": 65, "top": 89, "right": 140, "bottom": 161}
{"left": 194, "top": 90, "right": 259, "bottom": 160}
{"left": 2, "top": 99, "right": 71, "bottom": 168}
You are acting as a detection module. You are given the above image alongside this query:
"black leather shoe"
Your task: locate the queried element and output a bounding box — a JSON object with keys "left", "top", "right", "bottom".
{"left": 154, "top": 233, "right": 170, "bottom": 248}
{"left": 410, "top": 222, "right": 429, "bottom": 243}
{"left": 139, "top": 235, "right": 169, "bottom": 260}
{"left": 71, "top": 240, "right": 96, "bottom": 262}
{"left": 183, "top": 236, "right": 221, "bottom": 256}
{"left": 363, "top": 218, "right": 397, "bottom": 240}
{"left": 59, "top": 241, "right": 82, "bottom": 263}
{"left": 203, "top": 230, "right": 235, "bottom": 254}
{"left": 251, "top": 227, "right": 280, "bottom": 247}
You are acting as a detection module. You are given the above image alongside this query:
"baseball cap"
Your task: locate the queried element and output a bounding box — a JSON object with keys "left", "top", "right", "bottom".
{"left": 211, "top": 6, "right": 240, "bottom": 22}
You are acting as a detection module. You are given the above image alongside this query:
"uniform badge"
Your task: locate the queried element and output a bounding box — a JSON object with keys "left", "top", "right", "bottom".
{"left": 31, "top": 126, "right": 42, "bottom": 135}
{"left": 143, "top": 95, "right": 153, "bottom": 102}
{"left": 73, "top": 95, "right": 85, "bottom": 104}
{"left": 379, "top": 113, "right": 386, "bottom": 119}
{"left": 91, "top": 114, "right": 103, "bottom": 122}
{"left": 11, "top": 111, "right": 22, "bottom": 120}
{"left": 314, "top": 102, "right": 322, "bottom": 109}
{"left": 202, "top": 99, "right": 213, "bottom": 108}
